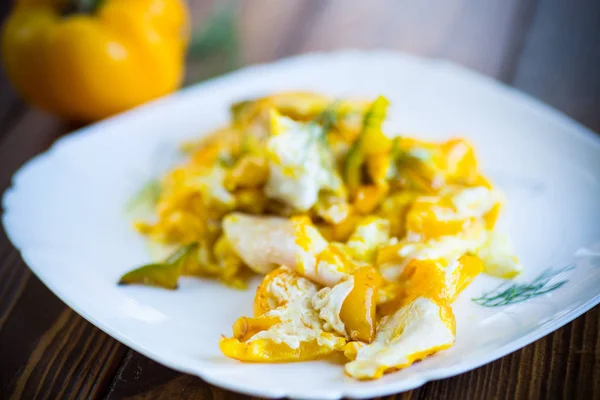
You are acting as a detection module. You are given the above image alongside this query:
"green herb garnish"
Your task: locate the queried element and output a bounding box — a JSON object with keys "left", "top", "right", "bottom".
{"left": 298, "top": 102, "right": 341, "bottom": 164}
{"left": 315, "top": 101, "right": 341, "bottom": 134}
{"left": 472, "top": 265, "right": 574, "bottom": 307}
{"left": 344, "top": 96, "right": 390, "bottom": 192}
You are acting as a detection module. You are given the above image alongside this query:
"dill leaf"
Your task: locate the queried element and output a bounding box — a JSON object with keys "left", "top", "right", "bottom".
{"left": 472, "top": 264, "right": 574, "bottom": 307}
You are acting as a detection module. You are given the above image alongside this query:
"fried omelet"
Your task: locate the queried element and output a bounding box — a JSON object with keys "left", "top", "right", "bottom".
{"left": 120, "top": 92, "right": 521, "bottom": 380}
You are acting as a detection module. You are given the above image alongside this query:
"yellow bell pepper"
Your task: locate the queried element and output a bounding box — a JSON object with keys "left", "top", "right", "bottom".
{"left": 344, "top": 95, "right": 391, "bottom": 194}
{"left": 339, "top": 267, "right": 382, "bottom": 343}
{"left": 398, "top": 255, "right": 483, "bottom": 305}
{"left": 232, "top": 315, "right": 281, "bottom": 342}
{"left": 378, "top": 255, "right": 483, "bottom": 315}
{"left": 2, "top": 0, "right": 189, "bottom": 121}
{"left": 219, "top": 336, "right": 345, "bottom": 363}
{"left": 352, "top": 185, "right": 388, "bottom": 215}
{"left": 405, "top": 187, "right": 501, "bottom": 240}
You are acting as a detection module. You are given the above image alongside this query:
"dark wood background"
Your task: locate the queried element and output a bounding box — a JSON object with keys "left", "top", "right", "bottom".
{"left": 1, "top": 0, "right": 599, "bottom": 399}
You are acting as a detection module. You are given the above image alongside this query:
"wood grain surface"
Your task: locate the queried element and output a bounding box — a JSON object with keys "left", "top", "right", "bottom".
{"left": 1, "top": 0, "right": 599, "bottom": 399}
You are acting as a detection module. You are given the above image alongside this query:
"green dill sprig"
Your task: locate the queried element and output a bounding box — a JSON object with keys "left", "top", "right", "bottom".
{"left": 315, "top": 101, "right": 341, "bottom": 134}
{"left": 472, "top": 265, "right": 574, "bottom": 307}
{"left": 300, "top": 101, "right": 341, "bottom": 162}
{"left": 305, "top": 100, "right": 341, "bottom": 143}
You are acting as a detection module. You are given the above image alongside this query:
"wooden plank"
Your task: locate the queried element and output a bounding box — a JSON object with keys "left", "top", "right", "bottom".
{"left": 105, "top": 350, "right": 416, "bottom": 400}
{"left": 106, "top": 352, "right": 229, "bottom": 400}
{"left": 0, "top": 110, "right": 67, "bottom": 327}
{"left": 0, "top": 276, "right": 127, "bottom": 399}
{"left": 510, "top": 0, "right": 600, "bottom": 132}
{"left": 239, "top": 0, "right": 531, "bottom": 79}
{"left": 0, "top": 109, "right": 128, "bottom": 398}
{"left": 0, "top": 234, "right": 30, "bottom": 332}
{"left": 0, "top": 110, "right": 66, "bottom": 190}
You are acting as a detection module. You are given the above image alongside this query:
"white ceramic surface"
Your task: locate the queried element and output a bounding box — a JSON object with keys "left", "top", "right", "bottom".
{"left": 3, "top": 50, "right": 600, "bottom": 399}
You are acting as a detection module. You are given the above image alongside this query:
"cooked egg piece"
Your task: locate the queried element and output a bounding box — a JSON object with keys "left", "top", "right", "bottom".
{"left": 476, "top": 231, "right": 523, "bottom": 278}
{"left": 377, "top": 222, "right": 485, "bottom": 282}
{"left": 346, "top": 216, "right": 390, "bottom": 263}
{"left": 406, "top": 186, "right": 503, "bottom": 241}
{"left": 344, "top": 297, "right": 455, "bottom": 380}
{"left": 314, "top": 193, "right": 352, "bottom": 225}
{"left": 249, "top": 294, "right": 339, "bottom": 353}
{"left": 311, "top": 266, "right": 383, "bottom": 342}
{"left": 223, "top": 213, "right": 333, "bottom": 278}
{"left": 224, "top": 213, "right": 352, "bottom": 286}
{"left": 294, "top": 217, "right": 353, "bottom": 286}
{"left": 312, "top": 277, "right": 355, "bottom": 336}
{"left": 190, "top": 165, "right": 236, "bottom": 207}
{"left": 221, "top": 266, "right": 346, "bottom": 362}
{"left": 254, "top": 266, "right": 319, "bottom": 315}
{"left": 223, "top": 213, "right": 300, "bottom": 275}
{"left": 378, "top": 254, "right": 482, "bottom": 316}
{"left": 265, "top": 110, "right": 342, "bottom": 211}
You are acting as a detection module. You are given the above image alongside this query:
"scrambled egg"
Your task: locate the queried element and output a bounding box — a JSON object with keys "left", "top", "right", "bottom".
{"left": 312, "top": 276, "right": 355, "bottom": 336}
{"left": 220, "top": 267, "right": 347, "bottom": 361}
{"left": 476, "top": 231, "right": 523, "bottom": 278}
{"left": 347, "top": 217, "right": 390, "bottom": 262}
{"left": 345, "top": 297, "right": 455, "bottom": 379}
{"left": 121, "top": 92, "right": 522, "bottom": 380}
{"left": 266, "top": 110, "right": 343, "bottom": 211}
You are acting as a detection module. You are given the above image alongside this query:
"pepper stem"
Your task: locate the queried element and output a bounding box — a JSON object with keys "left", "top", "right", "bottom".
{"left": 62, "top": 0, "right": 104, "bottom": 15}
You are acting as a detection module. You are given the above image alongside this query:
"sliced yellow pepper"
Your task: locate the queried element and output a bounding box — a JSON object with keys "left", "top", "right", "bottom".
{"left": 220, "top": 336, "right": 345, "bottom": 363}
{"left": 225, "top": 155, "right": 269, "bottom": 190}
{"left": 353, "top": 185, "right": 388, "bottom": 215}
{"left": 232, "top": 315, "right": 280, "bottom": 342}
{"left": 406, "top": 199, "right": 478, "bottom": 239}
{"left": 253, "top": 266, "right": 307, "bottom": 316}
{"left": 118, "top": 243, "right": 197, "bottom": 290}
{"left": 405, "top": 188, "right": 501, "bottom": 240}
{"left": 325, "top": 213, "right": 361, "bottom": 243}
{"left": 344, "top": 96, "right": 390, "bottom": 194}
{"left": 381, "top": 254, "right": 483, "bottom": 312}
{"left": 233, "top": 188, "right": 268, "bottom": 215}
{"left": 340, "top": 267, "right": 382, "bottom": 343}
{"left": 377, "top": 191, "right": 419, "bottom": 238}
{"left": 440, "top": 138, "right": 480, "bottom": 185}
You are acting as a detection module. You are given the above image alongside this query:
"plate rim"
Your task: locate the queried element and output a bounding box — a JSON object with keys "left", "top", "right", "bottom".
{"left": 2, "top": 49, "right": 600, "bottom": 399}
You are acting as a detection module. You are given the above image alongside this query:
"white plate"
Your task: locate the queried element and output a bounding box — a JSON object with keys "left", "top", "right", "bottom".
{"left": 3, "top": 50, "right": 600, "bottom": 399}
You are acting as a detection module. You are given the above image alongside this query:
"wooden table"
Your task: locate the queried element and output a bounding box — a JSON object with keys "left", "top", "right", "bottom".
{"left": 1, "top": 1, "right": 599, "bottom": 398}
